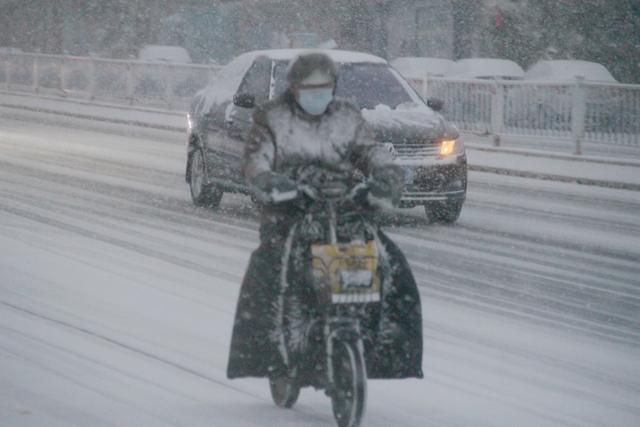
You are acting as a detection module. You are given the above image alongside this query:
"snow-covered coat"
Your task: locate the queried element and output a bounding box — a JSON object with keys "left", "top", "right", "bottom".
{"left": 227, "top": 90, "right": 423, "bottom": 380}
{"left": 243, "top": 91, "right": 391, "bottom": 189}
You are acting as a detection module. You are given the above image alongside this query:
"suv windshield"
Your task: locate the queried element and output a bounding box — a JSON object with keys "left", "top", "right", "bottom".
{"left": 274, "top": 62, "right": 415, "bottom": 109}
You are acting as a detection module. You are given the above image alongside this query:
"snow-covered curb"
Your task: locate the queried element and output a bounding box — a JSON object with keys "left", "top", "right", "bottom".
{"left": 2, "top": 90, "right": 639, "bottom": 191}
{"left": 467, "top": 164, "right": 640, "bottom": 191}
{"left": 0, "top": 89, "right": 184, "bottom": 116}
{"left": 465, "top": 143, "right": 640, "bottom": 168}
{"left": 0, "top": 102, "right": 185, "bottom": 132}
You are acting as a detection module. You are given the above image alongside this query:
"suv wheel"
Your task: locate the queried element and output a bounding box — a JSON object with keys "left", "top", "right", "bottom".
{"left": 189, "top": 148, "right": 223, "bottom": 207}
{"left": 425, "top": 200, "right": 463, "bottom": 224}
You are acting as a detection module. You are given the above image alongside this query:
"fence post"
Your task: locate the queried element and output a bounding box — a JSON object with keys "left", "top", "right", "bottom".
{"left": 164, "top": 65, "right": 174, "bottom": 110}
{"left": 32, "top": 55, "right": 40, "bottom": 93}
{"left": 59, "top": 58, "right": 66, "bottom": 95}
{"left": 5, "top": 56, "right": 10, "bottom": 89}
{"left": 571, "top": 76, "right": 586, "bottom": 155}
{"left": 88, "top": 58, "right": 96, "bottom": 100}
{"left": 126, "top": 61, "right": 134, "bottom": 105}
{"left": 491, "top": 78, "right": 504, "bottom": 146}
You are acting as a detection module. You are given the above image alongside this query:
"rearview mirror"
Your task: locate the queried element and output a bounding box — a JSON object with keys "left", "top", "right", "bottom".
{"left": 427, "top": 97, "right": 444, "bottom": 112}
{"left": 233, "top": 93, "right": 256, "bottom": 109}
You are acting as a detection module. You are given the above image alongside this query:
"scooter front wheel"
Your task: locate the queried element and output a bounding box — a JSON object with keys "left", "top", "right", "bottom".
{"left": 330, "top": 340, "right": 366, "bottom": 427}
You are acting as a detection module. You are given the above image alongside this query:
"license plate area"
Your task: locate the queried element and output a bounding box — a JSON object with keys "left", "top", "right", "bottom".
{"left": 311, "top": 241, "right": 381, "bottom": 304}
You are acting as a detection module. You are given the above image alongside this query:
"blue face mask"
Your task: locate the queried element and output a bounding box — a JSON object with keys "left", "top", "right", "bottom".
{"left": 297, "top": 88, "right": 334, "bottom": 116}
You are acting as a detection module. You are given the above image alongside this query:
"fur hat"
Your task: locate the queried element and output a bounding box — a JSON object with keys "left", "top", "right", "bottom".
{"left": 286, "top": 52, "right": 337, "bottom": 86}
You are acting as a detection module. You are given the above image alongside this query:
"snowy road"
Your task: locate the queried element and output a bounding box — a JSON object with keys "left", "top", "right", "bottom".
{"left": 1, "top": 117, "right": 639, "bottom": 426}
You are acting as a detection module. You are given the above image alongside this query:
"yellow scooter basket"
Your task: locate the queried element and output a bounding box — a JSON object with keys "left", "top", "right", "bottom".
{"left": 311, "top": 240, "right": 381, "bottom": 304}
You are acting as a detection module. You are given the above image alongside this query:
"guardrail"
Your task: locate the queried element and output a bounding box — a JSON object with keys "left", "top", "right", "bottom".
{"left": 2, "top": 52, "right": 639, "bottom": 150}
{"left": 0, "top": 52, "right": 221, "bottom": 110}
{"left": 422, "top": 76, "right": 640, "bottom": 151}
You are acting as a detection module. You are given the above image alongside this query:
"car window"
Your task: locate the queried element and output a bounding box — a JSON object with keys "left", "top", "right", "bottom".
{"left": 337, "top": 64, "right": 414, "bottom": 109}
{"left": 273, "top": 61, "right": 414, "bottom": 109}
{"left": 200, "top": 53, "right": 257, "bottom": 113}
{"left": 237, "top": 56, "right": 271, "bottom": 105}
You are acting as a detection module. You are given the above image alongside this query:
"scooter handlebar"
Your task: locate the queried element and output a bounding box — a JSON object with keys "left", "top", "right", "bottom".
{"left": 295, "top": 181, "right": 369, "bottom": 203}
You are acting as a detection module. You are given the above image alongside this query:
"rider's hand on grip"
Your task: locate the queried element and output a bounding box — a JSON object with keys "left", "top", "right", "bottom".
{"left": 370, "top": 165, "right": 404, "bottom": 207}
{"left": 348, "top": 181, "right": 370, "bottom": 208}
{"left": 251, "top": 172, "right": 299, "bottom": 205}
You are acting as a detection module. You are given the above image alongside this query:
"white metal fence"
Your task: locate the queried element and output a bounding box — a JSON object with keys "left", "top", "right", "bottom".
{"left": 0, "top": 52, "right": 221, "bottom": 110}
{"left": 423, "top": 76, "right": 640, "bottom": 150}
{"left": 2, "top": 52, "right": 639, "bottom": 149}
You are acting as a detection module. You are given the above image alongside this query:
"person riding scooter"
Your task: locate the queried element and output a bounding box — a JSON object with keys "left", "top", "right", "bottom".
{"left": 227, "top": 52, "right": 423, "bottom": 381}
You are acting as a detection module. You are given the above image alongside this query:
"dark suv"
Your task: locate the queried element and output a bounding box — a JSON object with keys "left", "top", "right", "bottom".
{"left": 186, "top": 49, "right": 467, "bottom": 222}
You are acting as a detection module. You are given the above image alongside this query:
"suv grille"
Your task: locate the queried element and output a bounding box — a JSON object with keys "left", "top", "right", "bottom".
{"left": 394, "top": 143, "right": 439, "bottom": 160}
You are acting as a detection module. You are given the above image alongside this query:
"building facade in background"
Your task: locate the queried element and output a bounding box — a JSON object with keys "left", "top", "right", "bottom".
{"left": 1, "top": 0, "right": 637, "bottom": 82}
{"left": 0, "top": 0, "right": 456, "bottom": 62}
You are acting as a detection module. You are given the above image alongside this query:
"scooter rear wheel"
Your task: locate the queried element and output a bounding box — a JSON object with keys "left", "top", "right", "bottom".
{"left": 330, "top": 341, "right": 366, "bottom": 427}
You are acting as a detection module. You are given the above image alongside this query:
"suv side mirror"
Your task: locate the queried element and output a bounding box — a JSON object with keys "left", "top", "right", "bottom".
{"left": 427, "top": 97, "right": 444, "bottom": 112}
{"left": 233, "top": 93, "right": 256, "bottom": 109}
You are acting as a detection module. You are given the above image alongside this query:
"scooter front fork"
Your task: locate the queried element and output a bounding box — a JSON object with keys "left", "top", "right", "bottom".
{"left": 324, "top": 318, "right": 362, "bottom": 392}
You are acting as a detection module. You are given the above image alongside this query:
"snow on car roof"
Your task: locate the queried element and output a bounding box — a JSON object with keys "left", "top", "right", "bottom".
{"left": 390, "top": 57, "right": 454, "bottom": 79}
{"left": 446, "top": 58, "right": 524, "bottom": 79}
{"left": 524, "top": 60, "right": 617, "bottom": 83}
{"left": 201, "top": 49, "right": 387, "bottom": 112}
{"left": 231, "top": 49, "right": 387, "bottom": 65}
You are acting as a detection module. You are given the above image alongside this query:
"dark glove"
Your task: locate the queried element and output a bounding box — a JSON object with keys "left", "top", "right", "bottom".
{"left": 251, "top": 171, "right": 299, "bottom": 205}
{"left": 350, "top": 182, "right": 370, "bottom": 206}
{"left": 369, "top": 165, "right": 403, "bottom": 206}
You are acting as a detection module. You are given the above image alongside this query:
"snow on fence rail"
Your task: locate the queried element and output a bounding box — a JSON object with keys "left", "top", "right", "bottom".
{"left": 2, "top": 52, "right": 639, "bottom": 149}
{"left": 423, "top": 76, "right": 640, "bottom": 151}
{"left": 0, "top": 52, "right": 221, "bottom": 110}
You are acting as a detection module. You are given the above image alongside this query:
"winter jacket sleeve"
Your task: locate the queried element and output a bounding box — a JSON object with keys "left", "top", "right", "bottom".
{"left": 244, "top": 106, "right": 276, "bottom": 185}
{"left": 348, "top": 109, "right": 404, "bottom": 206}
{"left": 349, "top": 113, "right": 388, "bottom": 175}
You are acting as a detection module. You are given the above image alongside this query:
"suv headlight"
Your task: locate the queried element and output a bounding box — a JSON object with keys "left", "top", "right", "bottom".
{"left": 439, "top": 139, "right": 463, "bottom": 157}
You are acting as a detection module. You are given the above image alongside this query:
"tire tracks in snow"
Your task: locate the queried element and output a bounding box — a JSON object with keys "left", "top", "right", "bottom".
{"left": 3, "top": 157, "right": 639, "bottom": 347}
